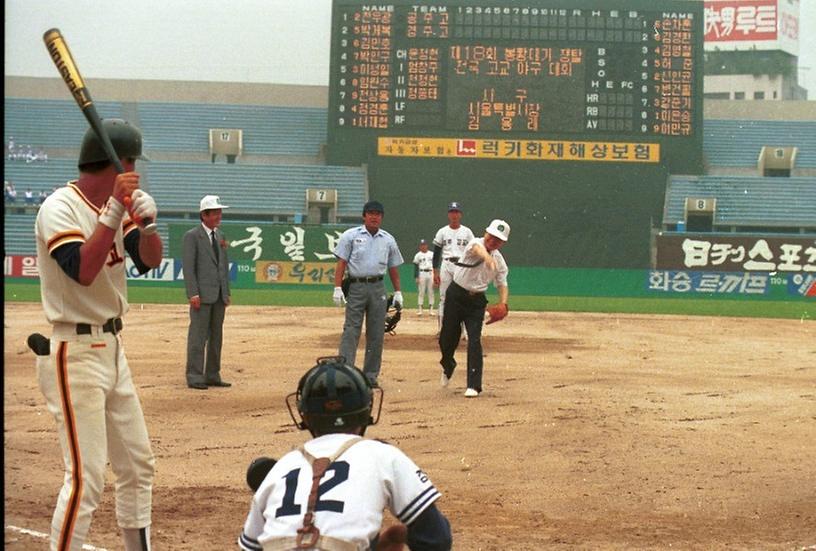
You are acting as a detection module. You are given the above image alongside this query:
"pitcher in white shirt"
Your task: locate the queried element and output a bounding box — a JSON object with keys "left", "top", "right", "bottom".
{"left": 438, "top": 220, "right": 510, "bottom": 398}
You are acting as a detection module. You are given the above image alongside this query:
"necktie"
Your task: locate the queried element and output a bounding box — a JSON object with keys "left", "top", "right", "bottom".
{"left": 211, "top": 231, "right": 219, "bottom": 261}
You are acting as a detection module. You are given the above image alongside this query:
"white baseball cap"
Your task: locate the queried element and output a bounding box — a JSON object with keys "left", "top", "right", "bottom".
{"left": 485, "top": 219, "right": 510, "bottom": 241}
{"left": 199, "top": 195, "right": 229, "bottom": 211}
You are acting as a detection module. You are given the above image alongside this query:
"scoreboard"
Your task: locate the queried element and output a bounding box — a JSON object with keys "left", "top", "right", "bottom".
{"left": 326, "top": 0, "right": 704, "bottom": 172}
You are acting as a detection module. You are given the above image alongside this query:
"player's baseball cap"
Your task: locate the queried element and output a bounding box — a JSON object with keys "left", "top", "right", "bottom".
{"left": 486, "top": 219, "right": 510, "bottom": 241}
{"left": 362, "top": 200, "right": 384, "bottom": 214}
{"left": 448, "top": 202, "right": 462, "bottom": 212}
{"left": 419, "top": 239, "right": 427, "bottom": 245}
{"left": 200, "top": 195, "right": 229, "bottom": 211}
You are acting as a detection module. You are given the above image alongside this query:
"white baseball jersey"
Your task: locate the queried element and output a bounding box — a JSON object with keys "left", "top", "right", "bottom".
{"left": 239, "top": 433, "right": 441, "bottom": 550}
{"left": 432, "top": 225, "right": 474, "bottom": 262}
{"left": 413, "top": 250, "right": 434, "bottom": 274}
{"left": 453, "top": 237, "right": 509, "bottom": 293}
{"left": 35, "top": 180, "right": 155, "bottom": 549}
{"left": 36, "top": 182, "right": 137, "bottom": 325}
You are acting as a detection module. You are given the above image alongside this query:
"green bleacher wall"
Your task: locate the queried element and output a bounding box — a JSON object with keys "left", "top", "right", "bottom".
{"left": 367, "top": 157, "right": 670, "bottom": 269}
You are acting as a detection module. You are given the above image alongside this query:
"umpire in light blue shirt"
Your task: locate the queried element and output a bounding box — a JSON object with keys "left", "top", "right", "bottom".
{"left": 333, "top": 200, "right": 404, "bottom": 386}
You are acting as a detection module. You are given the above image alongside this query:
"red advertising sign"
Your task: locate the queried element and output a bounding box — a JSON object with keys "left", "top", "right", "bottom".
{"left": 4, "top": 255, "right": 40, "bottom": 278}
{"left": 704, "top": 0, "right": 777, "bottom": 42}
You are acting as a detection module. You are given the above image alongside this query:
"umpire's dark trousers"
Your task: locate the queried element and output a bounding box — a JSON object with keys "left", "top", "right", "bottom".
{"left": 439, "top": 282, "right": 488, "bottom": 392}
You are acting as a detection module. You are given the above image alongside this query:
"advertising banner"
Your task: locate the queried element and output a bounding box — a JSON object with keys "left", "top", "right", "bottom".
{"left": 655, "top": 234, "right": 816, "bottom": 273}
{"left": 704, "top": 0, "right": 799, "bottom": 55}
{"left": 169, "top": 222, "right": 351, "bottom": 264}
{"left": 378, "top": 137, "right": 661, "bottom": 163}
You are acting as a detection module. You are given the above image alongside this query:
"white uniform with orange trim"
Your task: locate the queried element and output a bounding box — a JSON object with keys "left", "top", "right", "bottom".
{"left": 35, "top": 182, "right": 154, "bottom": 551}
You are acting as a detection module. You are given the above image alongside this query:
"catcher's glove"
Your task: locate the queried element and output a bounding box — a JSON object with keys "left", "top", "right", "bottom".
{"left": 246, "top": 456, "right": 277, "bottom": 492}
{"left": 384, "top": 295, "right": 402, "bottom": 335}
{"left": 374, "top": 524, "right": 408, "bottom": 551}
{"left": 485, "top": 303, "right": 509, "bottom": 325}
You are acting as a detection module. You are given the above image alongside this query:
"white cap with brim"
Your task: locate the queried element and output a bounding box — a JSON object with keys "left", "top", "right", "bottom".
{"left": 485, "top": 219, "right": 510, "bottom": 241}
{"left": 200, "top": 195, "right": 229, "bottom": 211}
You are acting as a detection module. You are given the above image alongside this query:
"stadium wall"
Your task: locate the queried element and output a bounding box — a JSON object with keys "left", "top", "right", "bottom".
{"left": 367, "top": 158, "right": 670, "bottom": 269}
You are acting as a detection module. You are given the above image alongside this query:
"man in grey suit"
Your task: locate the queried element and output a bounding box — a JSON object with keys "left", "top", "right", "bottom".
{"left": 183, "top": 195, "right": 232, "bottom": 389}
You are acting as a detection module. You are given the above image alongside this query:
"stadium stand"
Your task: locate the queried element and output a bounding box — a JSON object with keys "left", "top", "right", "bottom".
{"left": 146, "top": 162, "right": 366, "bottom": 218}
{"left": 663, "top": 175, "right": 816, "bottom": 233}
{"left": 4, "top": 98, "right": 124, "bottom": 148}
{"left": 4, "top": 158, "right": 77, "bottom": 194}
{"left": 4, "top": 211, "right": 174, "bottom": 256}
{"left": 703, "top": 119, "right": 816, "bottom": 169}
{"left": 4, "top": 213, "right": 38, "bottom": 255}
{"left": 137, "top": 102, "right": 327, "bottom": 157}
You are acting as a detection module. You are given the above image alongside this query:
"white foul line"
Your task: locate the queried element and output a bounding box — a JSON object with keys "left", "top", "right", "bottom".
{"left": 5, "top": 525, "right": 109, "bottom": 551}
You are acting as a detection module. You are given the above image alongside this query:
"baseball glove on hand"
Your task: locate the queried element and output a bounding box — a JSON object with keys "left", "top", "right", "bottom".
{"left": 246, "top": 456, "right": 277, "bottom": 492}
{"left": 384, "top": 295, "right": 402, "bottom": 334}
{"left": 375, "top": 524, "right": 407, "bottom": 551}
{"left": 485, "top": 303, "right": 509, "bottom": 325}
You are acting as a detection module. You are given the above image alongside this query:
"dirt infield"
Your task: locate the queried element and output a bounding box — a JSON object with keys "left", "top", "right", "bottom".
{"left": 4, "top": 301, "right": 815, "bottom": 550}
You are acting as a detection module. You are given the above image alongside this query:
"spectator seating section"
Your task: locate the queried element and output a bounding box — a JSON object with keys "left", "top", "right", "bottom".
{"left": 4, "top": 212, "right": 174, "bottom": 256}
{"left": 147, "top": 162, "right": 365, "bottom": 217}
{"left": 4, "top": 98, "right": 123, "bottom": 148}
{"left": 4, "top": 213, "right": 38, "bottom": 255}
{"left": 704, "top": 119, "right": 816, "bottom": 168}
{"left": 664, "top": 175, "right": 816, "bottom": 231}
{"left": 137, "top": 102, "right": 327, "bottom": 156}
{"left": 4, "top": 159, "right": 78, "bottom": 194}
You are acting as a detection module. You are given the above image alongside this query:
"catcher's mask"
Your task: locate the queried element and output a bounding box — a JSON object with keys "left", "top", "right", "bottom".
{"left": 286, "top": 356, "right": 383, "bottom": 437}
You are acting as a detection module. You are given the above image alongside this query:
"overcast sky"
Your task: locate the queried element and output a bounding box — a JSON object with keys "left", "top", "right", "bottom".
{"left": 5, "top": 0, "right": 816, "bottom": 95}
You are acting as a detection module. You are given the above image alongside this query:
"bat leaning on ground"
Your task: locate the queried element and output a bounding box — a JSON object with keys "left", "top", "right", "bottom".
{"left": 42, "top": 28, "right": 156, "bottom": 232}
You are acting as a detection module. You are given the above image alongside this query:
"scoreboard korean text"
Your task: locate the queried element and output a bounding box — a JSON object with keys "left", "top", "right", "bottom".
{"left": 327, "top": 0, "right": 704, "bottom": 172}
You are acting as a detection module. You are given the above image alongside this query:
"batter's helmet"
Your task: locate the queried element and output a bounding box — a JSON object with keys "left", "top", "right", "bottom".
{"left": 78, "top": 118, "right": 148, "bottom": 168}
{"left": 286, "top": 356, "right": 383, "bottom": 437}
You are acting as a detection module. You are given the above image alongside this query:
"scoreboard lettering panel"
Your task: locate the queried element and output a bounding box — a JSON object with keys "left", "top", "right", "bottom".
{"left": 327, "top": 0, "right": 704, "bottom": 172}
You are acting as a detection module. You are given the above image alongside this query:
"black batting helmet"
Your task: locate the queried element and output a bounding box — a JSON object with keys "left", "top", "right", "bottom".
{"left": 286, "top": 356, "right": 382, "bottom": 437}
{"left": 78, "top": 118, "right": 148, "bottom": 168}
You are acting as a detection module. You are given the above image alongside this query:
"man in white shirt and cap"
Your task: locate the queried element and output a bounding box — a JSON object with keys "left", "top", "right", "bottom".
{"left": 438, "top": 219, "right": 510, "bottom": 397}
{"left": 183, "top": 195, "right": 232, "bottom": 389}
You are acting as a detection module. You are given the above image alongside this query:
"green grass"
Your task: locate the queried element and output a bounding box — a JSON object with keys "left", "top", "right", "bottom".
{"left": 5, "top": 281, "right": 812, "bottom": 320}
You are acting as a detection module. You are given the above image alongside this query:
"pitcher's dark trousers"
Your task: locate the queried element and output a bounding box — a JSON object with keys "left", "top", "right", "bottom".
{"left": 438, "top": 282, "right": 487, "bottom": 392}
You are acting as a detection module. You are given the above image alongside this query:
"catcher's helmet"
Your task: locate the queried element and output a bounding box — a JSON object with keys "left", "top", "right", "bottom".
{"left": 286, "top": 356, "right": 383, "bottom": 437}
{"left": 78, "top": 118, "right": 148, "bottom": 168}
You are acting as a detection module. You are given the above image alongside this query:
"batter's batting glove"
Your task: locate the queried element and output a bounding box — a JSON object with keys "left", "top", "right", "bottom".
{"left": 333, "top": 286, "right": 346, "bottom": 306}
{"left": 129, "top": 189, "right": 158, "bottom": 235}
{"left": 392, "top": 291, "right": 403, "bottom": 309}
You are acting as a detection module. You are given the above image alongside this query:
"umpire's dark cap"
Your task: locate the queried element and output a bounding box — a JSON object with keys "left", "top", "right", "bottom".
{"left": 448, "top": 201, "right": 462, "bottom": 212}
{"left": 363, "top": 200, "right": 384, "bottom": 214}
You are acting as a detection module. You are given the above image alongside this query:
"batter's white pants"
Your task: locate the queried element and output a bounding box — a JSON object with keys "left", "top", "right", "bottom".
{"left": 37, "top": 325, "right": 154, "bottom": 551}
{"left": 417, "top": 273, "right": 434, "bottom": 311}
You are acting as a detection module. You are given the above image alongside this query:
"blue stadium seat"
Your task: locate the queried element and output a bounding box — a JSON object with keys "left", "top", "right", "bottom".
{"left": 146, "top": 161, "right": 365, "bottom": 217}
{"left": 664, "top": 175, "right": 816, "bottom": 230}
{"left": 137, "top": 102, "right": 327, "bottom": 156}
{"left": 704, "top": 119, "right": 816, "bottom": 168}
{"left": 4, "top": 98, "right": 123, "bottom": 148}
{"left": 3, "top": 213, "right": 38, "bottom": 255}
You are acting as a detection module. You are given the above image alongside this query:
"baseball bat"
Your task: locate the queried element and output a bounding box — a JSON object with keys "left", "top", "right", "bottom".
{"left": 43, "top": 28, "right": 156, "bottom": 232}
